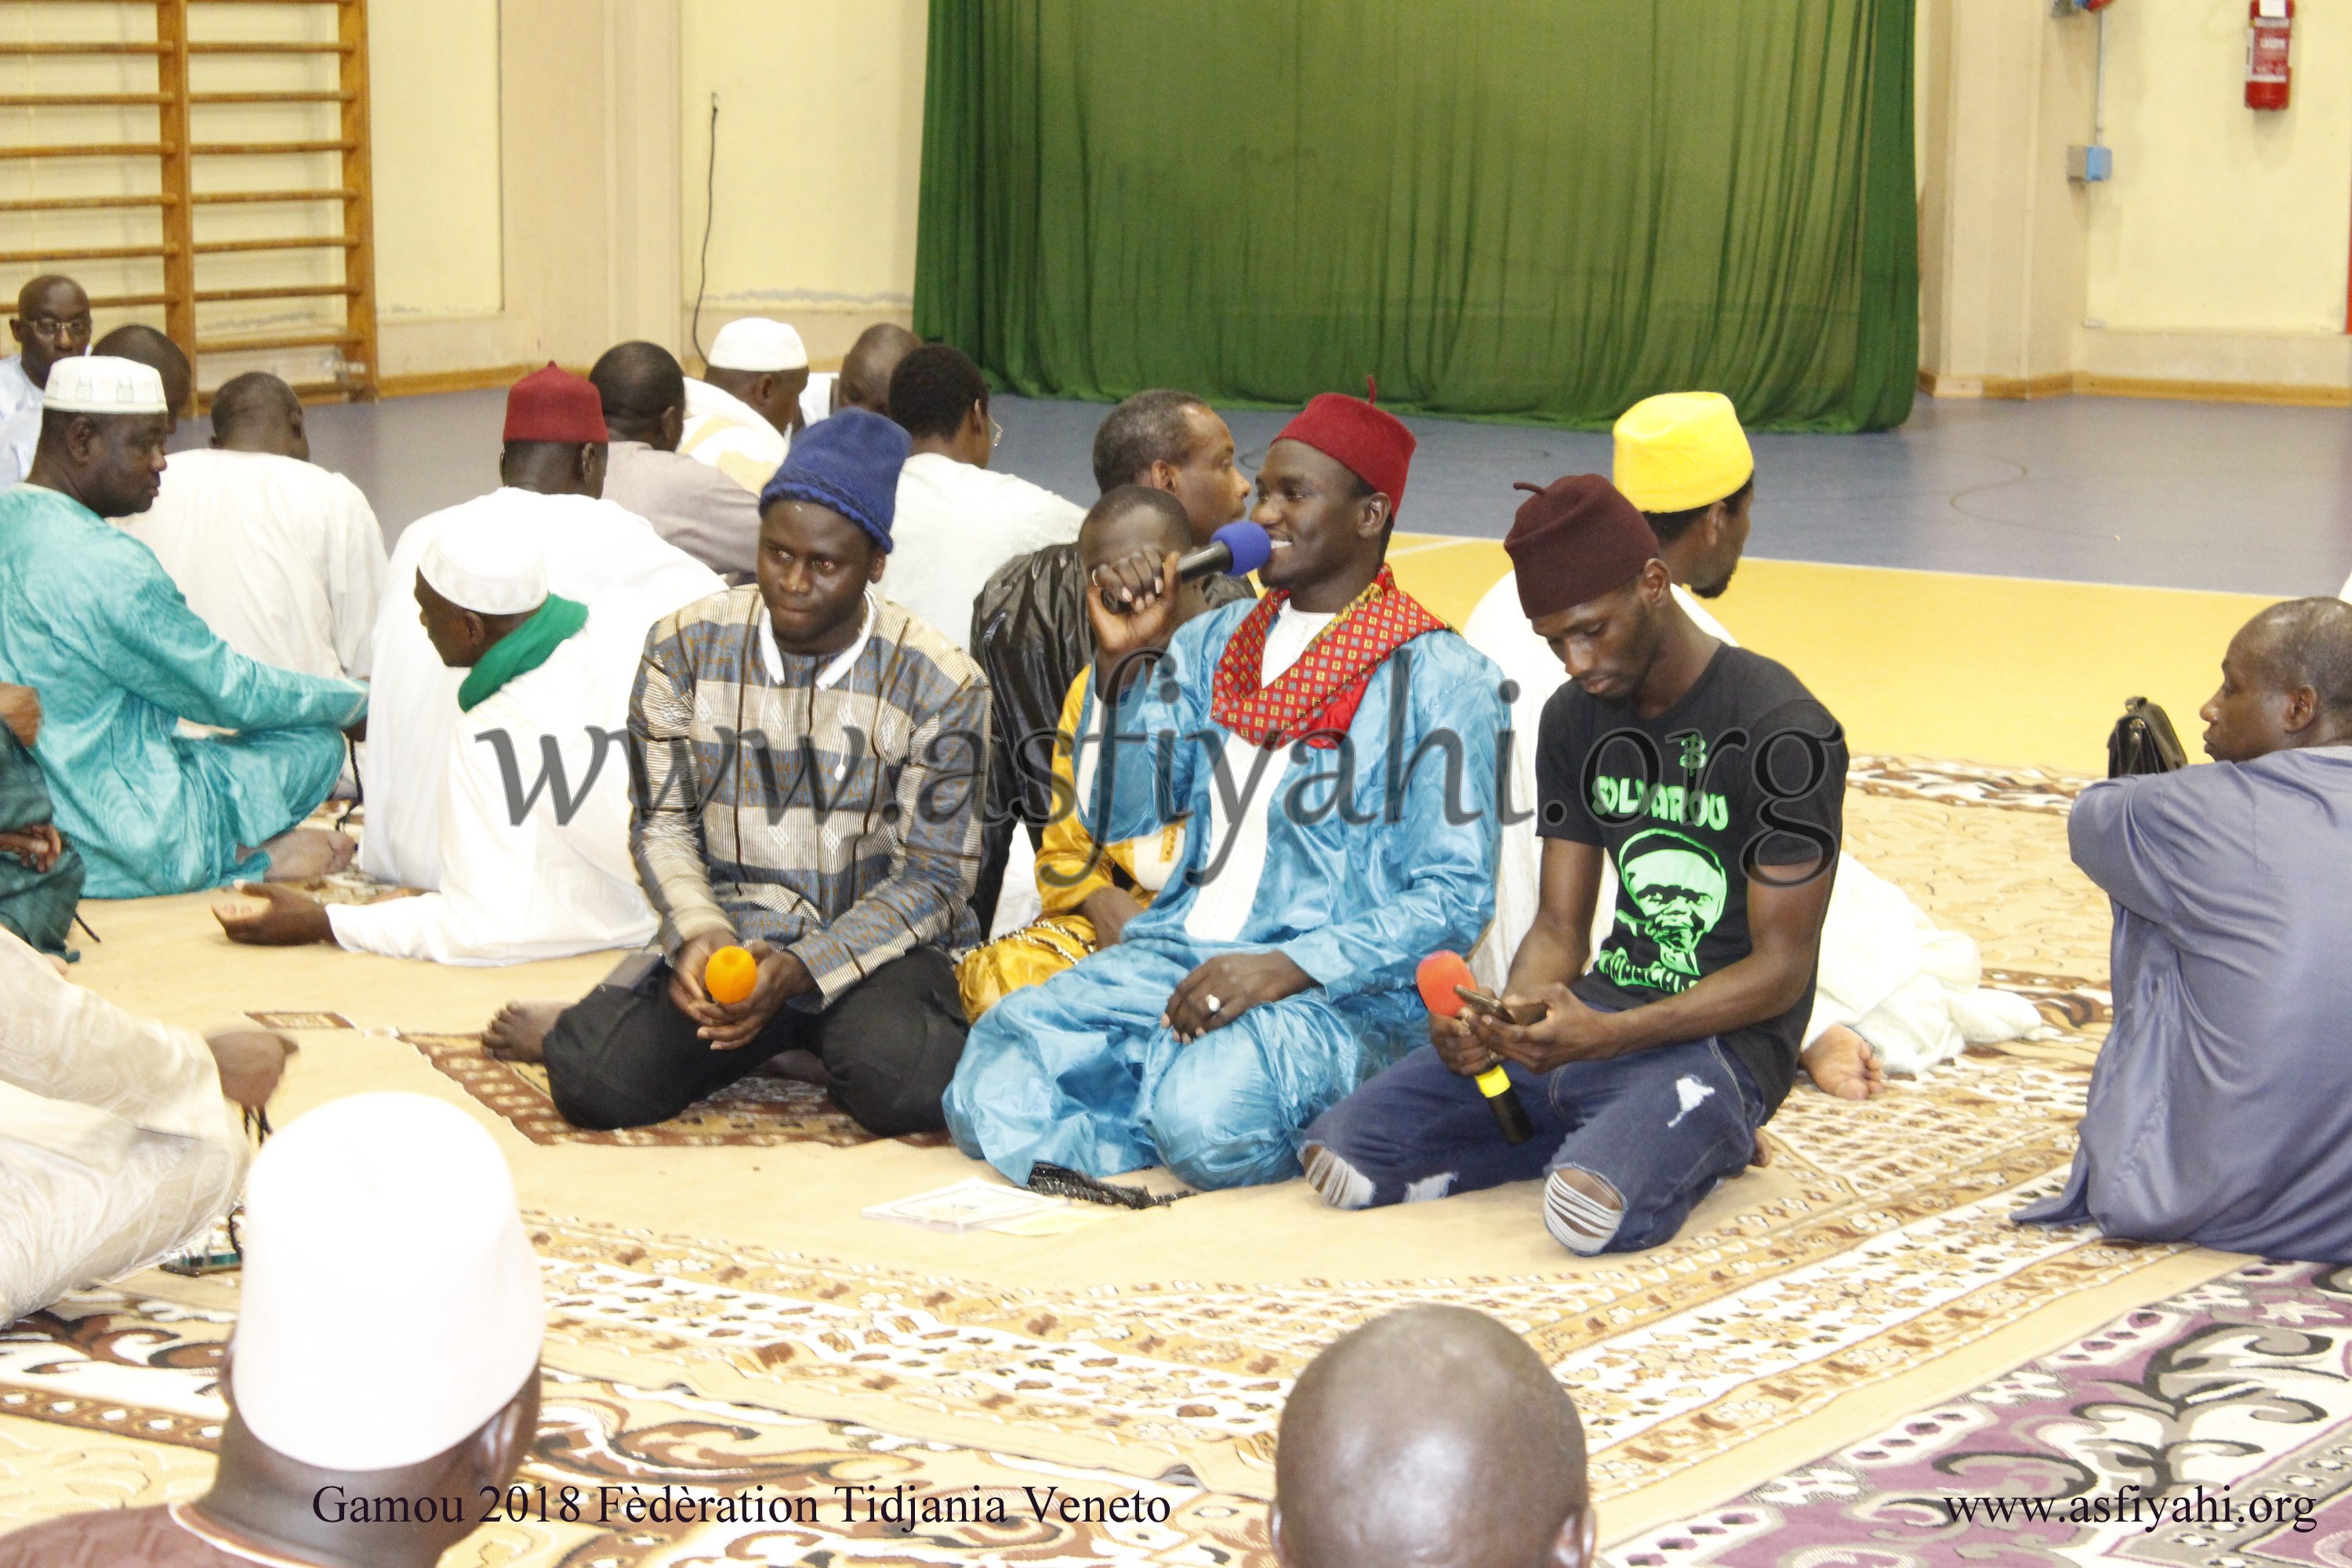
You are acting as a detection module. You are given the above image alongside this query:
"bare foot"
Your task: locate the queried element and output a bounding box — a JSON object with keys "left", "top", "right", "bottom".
{"left": 1802, "top": 1025, "right": 1887, "bottom": 1102}
{"left": 483, "top": 1000, "right": 569, "bottom": 1063}
{"left": 256, "top": 827, "right": 358, "bottom": 883}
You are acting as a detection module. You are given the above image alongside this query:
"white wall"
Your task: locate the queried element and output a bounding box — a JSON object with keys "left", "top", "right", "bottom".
{"left": 2085, "top": 0, "right": 2351, "bottom": 337}
{"left": 677, "top": 0, "right": 927, "bottom": 362}
{"left": 370, "top": 0, "right": 504, "bottom": 319}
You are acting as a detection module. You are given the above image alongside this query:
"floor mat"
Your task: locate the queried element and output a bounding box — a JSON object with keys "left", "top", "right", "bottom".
{"left": 43, "top": 758, "right": 2239, "bottom": 1548}
{"left": 1609, "top": 1258, "right": 2352, "bottom": 1565}
{"left": 0, "top": 1294, "right": 1272, "bottom": 1565}
{"left": 406, "top": 1029, "right": 953, "bottom": 1149}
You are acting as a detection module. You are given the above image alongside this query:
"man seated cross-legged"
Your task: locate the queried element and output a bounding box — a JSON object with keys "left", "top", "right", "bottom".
{"left": 212, "top": 530, "right": 659, "bottom": 965}
{"left": 944, "top": 393, "right": 1504, "bottom": 1192}
{"left": 2016, "top": 598, "right": 2352, "bottom": 1260}
{"left": 488, "top": 410, "right": 990, "bottom": 1138}
{"left": 0, "top": 356, "right": 368, "bottom": 895}
{"left": 1303, "top": 476, "right": 1846, "bottom": 1254}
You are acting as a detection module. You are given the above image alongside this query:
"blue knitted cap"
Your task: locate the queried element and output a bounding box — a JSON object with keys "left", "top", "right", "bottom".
{"left": 757, "top": 407, "right": 911, "bottom": 553}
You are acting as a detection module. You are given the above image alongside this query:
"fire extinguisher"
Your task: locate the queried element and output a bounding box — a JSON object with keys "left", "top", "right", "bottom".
{"left": 2248, "top": 0, "right": 2292, "bottom": 112}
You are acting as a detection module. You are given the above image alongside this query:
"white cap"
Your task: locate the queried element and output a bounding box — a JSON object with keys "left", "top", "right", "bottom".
{"left": 708, "top": 316, "right": 808, "bottom": 372}
{"left": 419, "top": 528, "right": 548, "bottom": 615}
{"left": 230, "top": 1093, "right": 543, "bottom": 1472}
{"left": 42, "top": 354, "right": 167, "bottom": 416}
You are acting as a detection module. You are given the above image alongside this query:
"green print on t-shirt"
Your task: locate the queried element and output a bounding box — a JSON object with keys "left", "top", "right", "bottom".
{"left": 1593, "top": 828, "right": 1730, "bottom": 993}
{"left": 1587, "top": 774, "right": 1732, "bottom": 833}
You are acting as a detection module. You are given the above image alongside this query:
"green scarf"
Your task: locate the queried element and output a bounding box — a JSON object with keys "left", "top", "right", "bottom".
{"left": 457, "top": 594, "right": 589, "bottom": 711}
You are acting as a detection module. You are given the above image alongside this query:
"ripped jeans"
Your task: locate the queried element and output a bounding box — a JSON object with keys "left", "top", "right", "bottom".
{"left": 1298, "top": 1034, "right": 1765, "bottom": 1255}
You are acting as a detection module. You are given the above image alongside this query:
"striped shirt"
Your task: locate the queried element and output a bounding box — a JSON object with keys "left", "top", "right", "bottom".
{"left": 629, "top": 586, "right": 989, "bottom": 1003}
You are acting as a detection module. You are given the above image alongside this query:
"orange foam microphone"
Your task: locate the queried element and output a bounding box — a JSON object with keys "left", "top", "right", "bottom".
{"left": 1415, "top": 951, "right": 1534, "bottom": 1145}
{"left": 702, "top": 945, "right": 760, "bottom": 1006}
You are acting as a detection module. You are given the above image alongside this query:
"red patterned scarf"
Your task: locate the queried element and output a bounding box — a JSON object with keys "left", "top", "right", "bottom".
{"left": 1210, "top": 566, "right": 1446, "bottom": 749}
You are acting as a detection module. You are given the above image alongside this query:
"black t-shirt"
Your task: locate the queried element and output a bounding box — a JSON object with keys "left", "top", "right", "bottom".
{"left": 1534, "top": 644, "right": 1846, "bottom": 1114}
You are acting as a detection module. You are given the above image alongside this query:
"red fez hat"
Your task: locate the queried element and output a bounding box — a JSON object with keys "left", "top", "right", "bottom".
{"left": 1503, "top": 474, "right": 1661, "bottom": 619}
{"left": 503, "top": 362, "right": 608, "bottom": 444}
{"left": 1272, "top": 392, "right": 1416, "bottom": 517}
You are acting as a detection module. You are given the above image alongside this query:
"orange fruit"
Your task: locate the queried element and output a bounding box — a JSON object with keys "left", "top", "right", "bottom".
{"left": 703, "top": 945, "right": 760, "bottom": 1005}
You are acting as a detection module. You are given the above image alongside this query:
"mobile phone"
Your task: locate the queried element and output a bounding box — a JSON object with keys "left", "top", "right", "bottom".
{"left": 1455, "top": 985, "right": 1545, "bottom": 1026}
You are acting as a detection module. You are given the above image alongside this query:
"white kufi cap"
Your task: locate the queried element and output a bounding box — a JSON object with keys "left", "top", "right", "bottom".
{"left": 230, "top": 1093, "right": 543, "bottom": 1472}
{"left": 708, "top": 316, "right": 808, "bottom": 372}
{"left": 42, "top": 353, "right": 167, "bottom": 416}
{"left": 419, "top": 528, "right": 548, "bottom": 615}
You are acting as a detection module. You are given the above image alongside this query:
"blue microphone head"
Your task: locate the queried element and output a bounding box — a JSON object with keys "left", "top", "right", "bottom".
{"left": 1213, "top": 521, "right": 1273, "bottom": 577}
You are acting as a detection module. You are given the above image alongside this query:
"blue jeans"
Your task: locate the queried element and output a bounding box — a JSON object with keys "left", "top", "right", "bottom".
{"left": 1300, "top": 1035, "right": 1766, "bottom": 1254}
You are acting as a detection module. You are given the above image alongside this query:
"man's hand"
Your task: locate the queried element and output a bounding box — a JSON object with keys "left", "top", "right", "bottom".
{"left": 1163, "top": 951, "right": 1315, "bottom": 1042}
{"left": 1469, "top": 983, "right": 1619, "bottom": 1073}
{"left": 666, "top": 930, "right": 733, "bottom": 1016}
{"left": 0, "top": 822, "right": 63, "bottom": 873}
{"left": 1080, "top": 887, "right": 1144, "bottom": 949}
{"left": 210, "top": 881, "right": 334, "bottom": 946}
{"left": 205, "top": 1029, "right": 296, "bottom": 1109}
{"left": 0, "top": 684, "right": 39, "bottom": 750}
{"left": 1430, "top": 1011, "right": 1502, "bottom": 1078}
{"left": 1086, "top": 548, "right": 1184, "bottom": 670}
{"left": 672, "top": 935, "right": 814, "bottom": 1049}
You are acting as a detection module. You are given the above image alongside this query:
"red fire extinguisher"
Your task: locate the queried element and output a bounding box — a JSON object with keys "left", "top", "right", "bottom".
{"left": 2248, "top": 0, "right": 2292, "bottom": 111}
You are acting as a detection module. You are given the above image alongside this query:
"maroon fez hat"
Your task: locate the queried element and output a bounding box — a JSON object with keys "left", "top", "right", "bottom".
{"left": 1272, "top": 390, "right": 1416, "bottom": 517}
{"left": 503, "top": 362, "right": 608, "bottom": 444}
{"left": 1503, "top": 474, "right": 1661, "bottom": 619}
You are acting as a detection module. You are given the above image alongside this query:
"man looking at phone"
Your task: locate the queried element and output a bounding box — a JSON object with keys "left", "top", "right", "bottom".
{"left": 1301, "top": 476, "right": 1844, "bottom": 1255}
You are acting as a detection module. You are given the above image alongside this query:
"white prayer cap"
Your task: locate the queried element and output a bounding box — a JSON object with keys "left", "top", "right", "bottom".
{"left": 419, "top": 528, "right": 547, "bottom": 615}
{"left": 708, "top": 316, "right": 808, "bottom": 372}
{"left": 42, "top": 354, "right": 167, "bottom": 416}
{"left": 230, "top": 1093, "right": 543, "bottom": 1472}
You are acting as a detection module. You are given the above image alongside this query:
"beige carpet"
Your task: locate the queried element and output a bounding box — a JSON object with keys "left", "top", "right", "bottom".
{"left": 2, "top": 1294, "right": 1272, "bottom": 1566}
{"left": 34, "top": 757, "right": 2236, "bottom": 1548}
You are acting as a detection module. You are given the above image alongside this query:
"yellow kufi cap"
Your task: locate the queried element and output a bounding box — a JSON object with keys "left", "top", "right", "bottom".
{"left": 1612, "top": 391, "right": 1755, "bottom": 514}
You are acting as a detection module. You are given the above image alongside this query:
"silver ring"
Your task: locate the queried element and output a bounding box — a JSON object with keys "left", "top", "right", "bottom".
{"left": 1203, "top": 993, "right": 1225, "bottom": 1015}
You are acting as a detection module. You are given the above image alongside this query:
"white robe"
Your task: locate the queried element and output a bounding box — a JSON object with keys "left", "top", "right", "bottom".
{"left": 886, "top": 452, "right": 1086, "bottom": 652}
{"left": 360, "top": 488, "right": 723, "bottom": 891}
{"left": 800, "top": 372, "right": 835, "bottom": 428}
{"left": 117, "top": 448, "right": 386, "bottom": 680}
{"left": 1462, "top": 571, "right": 2038, "bottom": 1074}
{"left": 0, "top": 355, "right": 34, "bottom": 423}
{"left": 328, "top": 611, "right": 656, "bottom": 964}
{"left": 0, "top": 364, "right": 37, "bottom": 490}
{"left": 681, "top": 377, "right": 789, "bottom": 495}
{"left": 1183, "top": 604, "right": 1333, "bottom": 942}
{"left": 0, "top": 930, "right": 249, "bottom": 1320}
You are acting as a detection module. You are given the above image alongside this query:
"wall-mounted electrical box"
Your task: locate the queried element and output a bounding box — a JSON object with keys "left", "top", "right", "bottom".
{"left": 2068, "top": 143, "right": 2114, "bottom": 183}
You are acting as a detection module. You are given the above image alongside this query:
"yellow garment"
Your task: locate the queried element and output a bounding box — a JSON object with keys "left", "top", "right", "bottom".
{"left": 1612, "top": 390, "right": 1754, "bottom": 514}
{"left": 957, "top": 667, "right": 1186, "bottom": 1021}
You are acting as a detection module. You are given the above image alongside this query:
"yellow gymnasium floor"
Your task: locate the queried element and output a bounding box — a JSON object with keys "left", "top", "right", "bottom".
{"left": 1385, "top": 532, "right": 2270, "bottom": 775}
{"left": 3, "top": 537, "right": 2284, "bottom": 1563}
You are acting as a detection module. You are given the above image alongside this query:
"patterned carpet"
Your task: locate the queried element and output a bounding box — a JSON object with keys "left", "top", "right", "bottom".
{"left": 22, "top": 1261, "right": 2352, "bottom": 1566}
{"left": 1611, "top": 1261, "right": 2352, "bottom": 1566}
{"left": 14, "top": 757, "right": 2259, "bottom": 1557}
{"left": 0, "top": 1295, "right": 1272, "bottom": 1566}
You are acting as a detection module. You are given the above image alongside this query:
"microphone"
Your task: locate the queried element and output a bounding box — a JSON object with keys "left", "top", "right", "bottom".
{"left": 1101, "top": 521, "right": 1274, "bottom": 610}
{"left": 1415, "top": 952, "right": 1535, "bottom": 1146}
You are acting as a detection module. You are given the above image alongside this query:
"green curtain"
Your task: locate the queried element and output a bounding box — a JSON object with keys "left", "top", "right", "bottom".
{"left": 916, "top": 1, "right": 1917, "bottom": 433}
